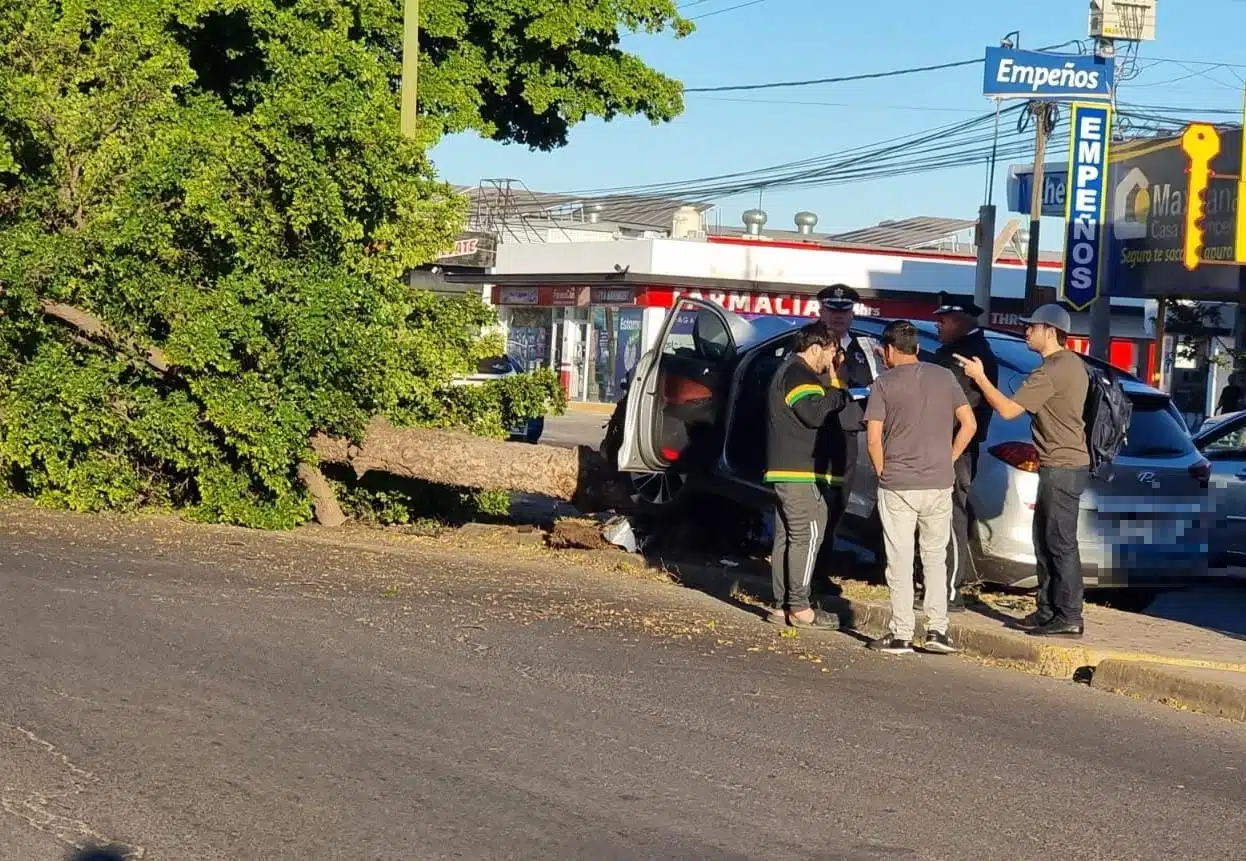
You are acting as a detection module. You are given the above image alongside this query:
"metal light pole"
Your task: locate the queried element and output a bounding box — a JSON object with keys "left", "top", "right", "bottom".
{"left": 1023, "top": 101, "right": 1053, "bottom": 314}
{"left": 400, "top": 0, "right": 419, "bottom": 138}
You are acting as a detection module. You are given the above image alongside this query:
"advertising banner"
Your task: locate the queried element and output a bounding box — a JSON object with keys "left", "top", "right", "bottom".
{"left": 1103, "top": 126, "right": 1246, "bottom": 299}
{"left": 983, "top": 48, "right": 1113, "bottom": 100}
{"left": 1061, "top": 102, "right": 1112, "bottom": 310}
{"left": 1007, "top": 163, "right": 1069, "bottom": 216}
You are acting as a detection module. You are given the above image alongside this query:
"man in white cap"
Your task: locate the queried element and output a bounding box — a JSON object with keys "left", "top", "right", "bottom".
{"left": 956, "top": 303, "right": 1090, "bottom": 638}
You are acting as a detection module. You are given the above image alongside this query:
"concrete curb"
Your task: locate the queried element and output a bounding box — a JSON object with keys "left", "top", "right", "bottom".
{"left": 837, "top": 600, "right": 1097, "bottom": 677}
{"left": 664, "top": 558, "right": 1246, "bottom": 722}
{"left": 1091, "top": 660, "right": 1246, "bottom": 722}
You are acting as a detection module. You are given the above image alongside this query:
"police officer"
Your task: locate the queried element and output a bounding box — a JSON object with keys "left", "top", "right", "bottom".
{"left": 930, "top": 292, "right": 999, "bottom": 611}
{"left": 817, "top": 284, "right": 873, "bottom": 514}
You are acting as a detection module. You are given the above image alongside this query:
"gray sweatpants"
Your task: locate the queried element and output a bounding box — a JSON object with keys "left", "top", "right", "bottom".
{"left": 771, "top": 482, "right": 832, "bottom": 613}
{"left": 877, "top": 487, "right": 954, "bottom": 639}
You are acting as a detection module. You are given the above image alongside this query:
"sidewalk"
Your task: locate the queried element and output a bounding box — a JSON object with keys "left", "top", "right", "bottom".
{"left": 667, "top": 556, "right": 1246, "bottom": 723}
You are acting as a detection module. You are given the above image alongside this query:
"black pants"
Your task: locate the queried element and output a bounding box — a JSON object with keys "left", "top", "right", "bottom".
{"left": 1034, "top": 466, "right": 1089, "bottom": 625}
{"left": 946, "top": 447, "right": 979, "bottom": 602}
{"left": 840, "top": 431, "right": 859, "bottom": 513}
{"left": 772, "top": 482, "right": 833, "bottom": 613}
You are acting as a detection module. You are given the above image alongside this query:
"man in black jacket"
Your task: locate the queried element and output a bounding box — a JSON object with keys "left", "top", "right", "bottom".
{"left": 765, "top": 322, "right": 848, "bottom": 630}
{"left": 930, "top": 293, "right": 999, "bottom": 610}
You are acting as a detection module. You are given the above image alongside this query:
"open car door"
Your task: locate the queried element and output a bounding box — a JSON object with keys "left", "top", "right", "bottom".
{"left": 617, "top": 299, "right": 741, "bottom": 474}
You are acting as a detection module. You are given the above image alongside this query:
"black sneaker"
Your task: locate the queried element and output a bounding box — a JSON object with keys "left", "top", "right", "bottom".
{"left": 867, "top": 636, "right": 914, "bottom": 655}
{"left": 922, "top": 631, "right": 958, "bottom": 654}
{"left": 947, "top": 596, "right": 967, "bottom": 613}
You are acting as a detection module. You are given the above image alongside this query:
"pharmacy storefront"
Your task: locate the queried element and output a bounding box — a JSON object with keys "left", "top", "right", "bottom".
{"left": 486, "top": 277, "right": 1156, "bottom": 404}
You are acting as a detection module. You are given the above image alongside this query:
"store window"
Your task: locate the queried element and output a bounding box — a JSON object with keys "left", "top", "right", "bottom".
{"left": 588, "top": 306, "right": 645, "bottom": 403}
{"left": 505, "top": 307, "right": 552, "bottom": 372}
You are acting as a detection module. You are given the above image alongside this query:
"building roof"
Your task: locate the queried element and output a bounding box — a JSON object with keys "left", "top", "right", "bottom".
{"left": 709, "top": 215, "right": 1064, "bottom": 265}
{"left": 455, "top": 183, "right": 712, "bottom": 232}
{"left": 825, "top": 216, "right": 977, "bottom": 250}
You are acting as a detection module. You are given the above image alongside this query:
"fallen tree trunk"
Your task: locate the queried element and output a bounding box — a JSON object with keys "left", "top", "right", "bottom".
{"left": 310, "top": 416, "right": 629, "bottom": 514}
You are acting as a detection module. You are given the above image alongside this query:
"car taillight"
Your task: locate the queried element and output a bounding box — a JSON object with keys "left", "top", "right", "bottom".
{"left": 1189, "top": 457, "right": 1211, "bottom": 485}
{"left": 989, "top": 441, "right": 1040, "bottom": 473}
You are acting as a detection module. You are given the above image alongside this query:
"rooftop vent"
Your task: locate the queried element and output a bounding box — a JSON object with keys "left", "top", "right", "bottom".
{"left": 794, "top": 211, "right": 818, "bottom": 235}
{"left": 742, "top": 208, "right": 768, "bottom": 237}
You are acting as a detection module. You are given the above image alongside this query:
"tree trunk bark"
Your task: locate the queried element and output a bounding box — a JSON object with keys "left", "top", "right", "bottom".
{"left": 297, "top": 462, "right": 347, "bottom": 527}
{"left": 310, "top": 417, "right": 629, "bottom": 513}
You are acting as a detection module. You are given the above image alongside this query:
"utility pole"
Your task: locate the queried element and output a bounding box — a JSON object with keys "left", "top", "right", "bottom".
{"left": 400, "top": 0, "right": 419, "bottom": 138}
{"left": 1023, "top": 101, "right": 1052, "bottom": 314}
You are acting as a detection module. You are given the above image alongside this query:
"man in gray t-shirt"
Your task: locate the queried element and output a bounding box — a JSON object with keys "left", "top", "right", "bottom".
{"left": 863, "top": 321, "right": 977, "bottom": 655}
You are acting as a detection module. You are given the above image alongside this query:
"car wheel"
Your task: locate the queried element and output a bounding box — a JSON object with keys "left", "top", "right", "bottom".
{"left": 628, "top": 470, "right": 688, "bottom": 512}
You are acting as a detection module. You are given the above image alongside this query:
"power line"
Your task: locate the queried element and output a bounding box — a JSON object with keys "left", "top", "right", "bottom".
{"left": 688, "top": 0, "right": 765, "bottom": 20}
{"left": 682, "top": 40, "right": 1082, "bottom": 93}
{"left": 683, "top": 57, "right": 985, "bottom": 94}
{"left": 688, "top": 94, "right": 986, "bottom": 114}
{"left": 562, "top": 104, "right": 1049, "bottom": 205}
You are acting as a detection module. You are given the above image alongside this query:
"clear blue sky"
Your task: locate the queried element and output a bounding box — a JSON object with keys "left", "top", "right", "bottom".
{"left": 430, "top": 1, "right": 1246, "bottom": 249}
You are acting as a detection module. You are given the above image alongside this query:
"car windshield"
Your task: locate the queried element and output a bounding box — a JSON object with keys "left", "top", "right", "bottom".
{"left": 1121, "top": 395, "right": 1196, "bottom": 457}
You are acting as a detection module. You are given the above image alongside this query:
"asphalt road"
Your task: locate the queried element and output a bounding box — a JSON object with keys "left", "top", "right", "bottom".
{"left": 540, "top": 412, "right": 609, "bottom": 450}
{"left": 2, "top": 511, "right": 1244, "bottom": 860}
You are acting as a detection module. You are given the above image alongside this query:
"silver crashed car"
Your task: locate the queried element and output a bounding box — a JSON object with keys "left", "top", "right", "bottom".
{"left": 608, "top": 298, "right": 1210, "bottom": 590}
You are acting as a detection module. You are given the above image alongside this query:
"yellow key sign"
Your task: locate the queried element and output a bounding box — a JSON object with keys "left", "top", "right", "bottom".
{"left": 1180, "top": 124, "right": 1221, "bottom": 272}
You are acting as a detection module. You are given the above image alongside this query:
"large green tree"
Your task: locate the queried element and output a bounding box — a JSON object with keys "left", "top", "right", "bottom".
{"left": 0, "top": 0, "right": 688, "bottom": 527}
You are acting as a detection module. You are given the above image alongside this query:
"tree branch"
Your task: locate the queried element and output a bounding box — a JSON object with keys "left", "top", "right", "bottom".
{"left": 39, "top": 299, "right": 171, "bottom": 373}
{"left": 297, "top": 462, "right": 347, "bottom": 527}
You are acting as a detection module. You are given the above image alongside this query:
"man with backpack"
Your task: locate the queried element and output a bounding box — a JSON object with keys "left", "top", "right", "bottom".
{"left": 956, "top": 304, "right": 1090, "bottom": 638}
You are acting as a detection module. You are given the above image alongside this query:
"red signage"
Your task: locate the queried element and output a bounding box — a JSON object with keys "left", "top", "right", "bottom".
{"left": 497, "top": 286, "right": 540, "bottom": 305}
{"left": 590, "top": 287, "right": 635, "bottom": 306}
{"left": 670, "top": 289, "right": 826, "bottom": 318}
{"left": 549, "top": 286, "right": 587, "bottom": 307}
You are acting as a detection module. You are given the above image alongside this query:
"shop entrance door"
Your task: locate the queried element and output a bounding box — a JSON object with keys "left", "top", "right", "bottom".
{"left": 554, "top": 314, "right": 591, "bottom": 401}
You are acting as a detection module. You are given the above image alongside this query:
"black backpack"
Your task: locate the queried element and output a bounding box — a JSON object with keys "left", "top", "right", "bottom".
{"left": 1083, "top": 363, "right": 1132, "bottom": 479}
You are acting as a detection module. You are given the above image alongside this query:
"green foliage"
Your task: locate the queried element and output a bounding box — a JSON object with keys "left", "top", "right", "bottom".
{"left": 419, "top": 0, "right": 691, "bottom": 149}
{"left": 0, "top": 0, "right": 642, "bottom": 527}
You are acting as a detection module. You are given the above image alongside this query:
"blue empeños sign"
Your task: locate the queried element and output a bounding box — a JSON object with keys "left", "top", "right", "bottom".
{"left": 1061, "top": 103, "right": 1113, "bottom": 310}
{"left": 983, "top": 48, "right": 1113, "bottom": 100}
